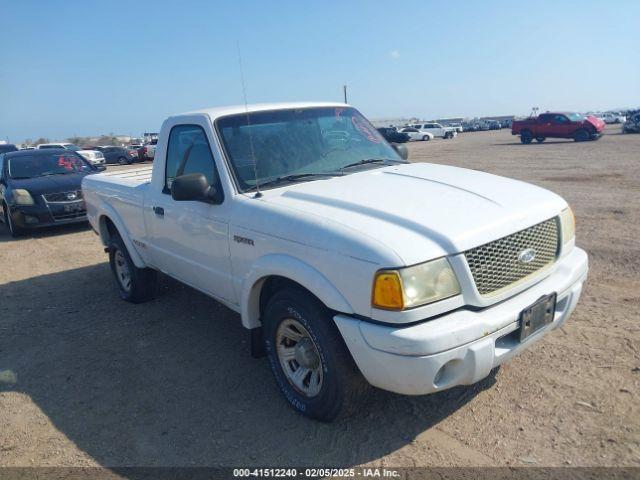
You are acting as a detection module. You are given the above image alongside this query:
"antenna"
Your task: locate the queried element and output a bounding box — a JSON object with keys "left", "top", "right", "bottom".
{"left": 236, "top": 41, "right": 262, "bottom": 198}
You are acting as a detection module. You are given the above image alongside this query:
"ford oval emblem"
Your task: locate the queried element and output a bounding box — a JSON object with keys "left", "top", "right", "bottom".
{"left": 66, "top": 192, "right": 77, "bottom": 200}
{"left": 518, "top": 248, "right": 536, "bottom": 264}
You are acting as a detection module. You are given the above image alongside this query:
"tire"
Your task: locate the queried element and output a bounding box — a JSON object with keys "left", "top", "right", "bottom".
{"left": 117, "top": 156, "right": 130, "bottom": 165}
{"left": 262, "top": 287, "right": 368, "bottom": 422}
{"left": 3, "top": 202, "right": 23, "bottom": 237}
{"left": 520, "top": 130, "right": 533, "bottom": 144}
{"left": 108, "top": 230, "right": 158, "bottom": 303}
{"left": 422, "top": 135, "right": 430, "bottom": 141}
{"left": 574, "top": 129, "right": 590, "bottom": 142}
{"left": 535, "top": 137, "right": 545, "bottom": 143}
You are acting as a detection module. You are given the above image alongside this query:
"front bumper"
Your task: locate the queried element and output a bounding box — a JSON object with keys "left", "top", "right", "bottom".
{"left": 334, "top": 247, "right": 588, "bottom": 395}
{"left": 9, "top": 202, "right": 87, "bottom": 229}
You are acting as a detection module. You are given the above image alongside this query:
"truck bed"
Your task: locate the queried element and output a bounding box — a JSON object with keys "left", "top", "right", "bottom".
{"left": 92, "top": 165, "right": 153, "bottom": 187}
{"left": 82, "top": 166, "right": 153, "bottom": 244}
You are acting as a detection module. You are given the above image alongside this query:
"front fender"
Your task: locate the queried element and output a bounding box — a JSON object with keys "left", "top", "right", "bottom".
{"left": 240, "top": 254, "right": 354, "bottom": 329}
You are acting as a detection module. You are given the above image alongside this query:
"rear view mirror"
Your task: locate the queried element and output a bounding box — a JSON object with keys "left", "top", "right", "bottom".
{"left": 392, "top": 143, "right": 409, "bottom": 160}
{"left": 171, "top": 173, "right": 217, "bottom": 202}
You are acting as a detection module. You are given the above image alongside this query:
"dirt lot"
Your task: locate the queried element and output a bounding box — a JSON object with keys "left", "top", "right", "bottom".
{"left": 1, "top": 126, "right": 638, "bottom": 469}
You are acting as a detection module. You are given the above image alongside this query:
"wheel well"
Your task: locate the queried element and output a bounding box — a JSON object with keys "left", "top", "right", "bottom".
{"left": 99, "top": 215, "right": 118, "bottom": 242}
{"left": 258, "top": 276, "right": 325, "bottom": 319}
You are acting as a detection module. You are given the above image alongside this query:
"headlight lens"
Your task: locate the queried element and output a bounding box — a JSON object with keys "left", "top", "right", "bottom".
{"left": 560, "top": 207, "right": 575, "bottom": 244}
{"left": 13, "top": 189, "right": 35, "bottom": 206}
{"left": 372, "top": 258, "right": 461, "bottom": 310}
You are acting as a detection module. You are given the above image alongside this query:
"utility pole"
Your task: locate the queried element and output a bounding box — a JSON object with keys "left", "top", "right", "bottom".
{"left": 343, "top": 85, "right": 348, "bottom": 104}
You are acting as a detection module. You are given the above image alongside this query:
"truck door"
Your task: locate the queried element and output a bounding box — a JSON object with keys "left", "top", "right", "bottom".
{"left": 145, "top": 123, "right": 235, "bottom": 303}
{"left": 551, "top": 114, "right": 572, "bottom": 137}
{"left": 537, "top": 114, "right": 553, "bottom": 137}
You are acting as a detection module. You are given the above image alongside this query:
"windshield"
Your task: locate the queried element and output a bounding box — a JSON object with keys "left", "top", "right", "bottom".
{"left": 567, "top": 113, "right": 585, "bottom": 122}
{"left": 0, "top": 145, "right": 18, "bottom": 154}
{"left": 64, "top": 144, "right": 82, "bottom": 151}
{"left": 216, "top": 107, "right": 403, "bottom": 192}
{"left": 8, "top": 153, "right": 92, "bottom": 179}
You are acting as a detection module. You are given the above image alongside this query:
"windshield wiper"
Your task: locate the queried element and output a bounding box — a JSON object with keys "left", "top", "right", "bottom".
{"left": 39, "top": 172, "right": 71, "bottom": 177}
{"left": 340, "top": 158, "right": 406, "bottom": 171}
{"left": 246, "top": 172, "right": 340, "bottom": 192}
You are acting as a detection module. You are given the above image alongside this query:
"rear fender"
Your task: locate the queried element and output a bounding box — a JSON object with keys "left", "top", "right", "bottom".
{"left": 98, "top": 203, "right": 146, "bottom": 268}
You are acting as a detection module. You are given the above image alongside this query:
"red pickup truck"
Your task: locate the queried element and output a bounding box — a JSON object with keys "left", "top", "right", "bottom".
{"left": 512, "top": 112, "right": 605, "bottom": 144}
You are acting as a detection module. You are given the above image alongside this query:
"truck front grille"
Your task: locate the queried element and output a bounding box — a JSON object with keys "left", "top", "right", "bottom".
{"left": 464, "top": 218, "right": 559, "bottom": 296}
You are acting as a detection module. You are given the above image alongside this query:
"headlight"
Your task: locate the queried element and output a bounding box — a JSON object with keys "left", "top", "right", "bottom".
{"left": 372, "top": 258, "right": 461, "bottom": 310}
{"left": 559, "top": 207, "right": 575, "bottom": 245}
{"left": 13, "top": 189, "right": 35, "bottom": 206}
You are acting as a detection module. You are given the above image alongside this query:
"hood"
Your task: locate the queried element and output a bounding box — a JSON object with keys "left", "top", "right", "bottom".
{"left": 11, "top": 172, "right": 91, "bottom": 198}
{"left": 262, "top": 163, "right": 567, "bottom": 266}
{"left": 585, "top": 115, "right": 605, "bottom": 132}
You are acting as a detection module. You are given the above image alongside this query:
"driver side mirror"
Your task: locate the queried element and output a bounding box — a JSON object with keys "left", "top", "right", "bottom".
{"left": 171, "top": 173, "right": 218, "bottom": 203}
{"left": 94, "top": 165, "right": 107, "bottom": 172}
{"left": 392, "top": 143, "right": 409, "bottom": 160}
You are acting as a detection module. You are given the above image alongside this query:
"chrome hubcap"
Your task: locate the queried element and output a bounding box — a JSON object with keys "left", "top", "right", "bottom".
{"left": 114, "top": 250, "right": 131, "bottom": 292}
{"left": 276, "top": 318, "right": 323, "bottom": 398}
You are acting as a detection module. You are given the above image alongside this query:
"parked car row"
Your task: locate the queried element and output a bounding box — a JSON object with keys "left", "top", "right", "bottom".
{"left": 590, "top": 112, "right": 627, "bottom": 124}
{"left": 376, "top": 122, "right": 457, "bottom": 143}
{"left": 37, "top": 143, "right": 106, "bottom": 166}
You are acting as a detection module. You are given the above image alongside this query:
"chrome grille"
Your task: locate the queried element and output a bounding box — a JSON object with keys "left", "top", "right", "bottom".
{"left": 43, "top": 190, "right": 83, "bottom": 203}
{"left": 465, "top": 218, "right": 559, "bottom": 296}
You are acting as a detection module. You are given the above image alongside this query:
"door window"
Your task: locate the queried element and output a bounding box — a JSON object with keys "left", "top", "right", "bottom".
{"left": 165, "top": 124, "right": 223, "bottom": 201}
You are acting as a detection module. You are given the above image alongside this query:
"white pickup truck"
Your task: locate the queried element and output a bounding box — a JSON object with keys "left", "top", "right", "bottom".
{"left": 82, "top": 102, "right": 588, "bottom": 421}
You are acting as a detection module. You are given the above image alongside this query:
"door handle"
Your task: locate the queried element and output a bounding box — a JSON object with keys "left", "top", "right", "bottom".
{"left": 153, "top": 206, "right": 164, "bottom": 217}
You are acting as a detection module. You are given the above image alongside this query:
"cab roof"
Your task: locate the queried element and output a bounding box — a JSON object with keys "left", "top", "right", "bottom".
{"left": 174, "top": 101, "right": 351, "bottom": 121}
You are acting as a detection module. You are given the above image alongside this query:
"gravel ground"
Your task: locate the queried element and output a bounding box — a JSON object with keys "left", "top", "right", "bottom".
{"left": 0, "top": 126, "right": 638, "bottom": 469}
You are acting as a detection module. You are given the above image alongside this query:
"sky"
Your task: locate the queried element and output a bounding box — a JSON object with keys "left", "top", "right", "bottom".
{"left": 1, "top": 0, "right": 638, "bottom": 142}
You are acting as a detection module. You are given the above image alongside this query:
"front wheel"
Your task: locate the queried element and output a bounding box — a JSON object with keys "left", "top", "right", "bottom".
{"left": 108, "top": 231, "right": 158, "bottom": 303}
{"left": 3, "top": 203, "right": 23, "bottom": 237}
{"left": 117, "top": 156, "right": 130, "bottom": 165}
{"left": 574, "top": 129, "right": 590, "bottom": 142}
{"left": 263, "top": 287, "right": 368, "bottom": 422}
{"left": 422, "top": 135, "right": 430, "bottom": 141}
{"left": 535, "top": 137, "right": 545, "bottom": 143}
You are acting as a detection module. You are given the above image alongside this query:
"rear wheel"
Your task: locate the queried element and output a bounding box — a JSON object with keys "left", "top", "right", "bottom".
{"left": 574, "top": 129, "right": 590, "bottom": 142}
{"left": 535, "top": 137, "right": 545, "bottom": 143}
{"left": 520, "top": 130, "right": 533, "bottom": 144}
{"left": 117, "top": 156, "right": 130, "bottom": 165}
{"left": 108, "top": 230, "right": 158, "bottom": 303}
{"left": 263, "top": 287, "right": 368, "bottom": 422}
